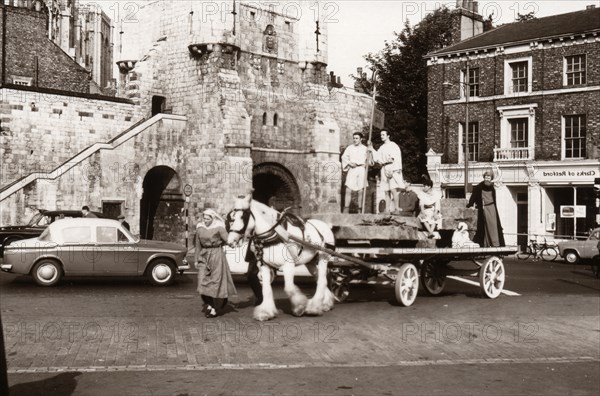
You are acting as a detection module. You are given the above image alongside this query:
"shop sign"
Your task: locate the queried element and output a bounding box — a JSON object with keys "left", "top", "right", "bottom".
{"left": 560, "top": 205, "right": 586, "bottom": 218}
{"left": 537, "top": 168, "right": 598, "bottom": 183}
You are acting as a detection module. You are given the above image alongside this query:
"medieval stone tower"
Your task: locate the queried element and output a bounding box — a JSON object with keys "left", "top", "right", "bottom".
{"left": 0, "top": 1, "right": 372, "bottom": 243}
{"left": 112, "top": 1, "right": 372, "bottom": 239}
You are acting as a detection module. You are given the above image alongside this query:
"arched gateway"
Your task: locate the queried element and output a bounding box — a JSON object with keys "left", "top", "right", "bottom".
{"left": 252, "top": 163, "right": 301, "bottom": 211}
{"left": 140, "top": 166, "right": 184, "bottom": 240}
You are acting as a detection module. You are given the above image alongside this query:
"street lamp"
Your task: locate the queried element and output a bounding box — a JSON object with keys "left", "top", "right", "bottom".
{"left": 443, "top": 64, "right": 470, "bottom": 198}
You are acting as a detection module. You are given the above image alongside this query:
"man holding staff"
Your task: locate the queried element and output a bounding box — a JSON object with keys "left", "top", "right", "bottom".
{"left": 341, "top": 132, "right": 368, "bottom": 213}
{"left": 368, "top": 130, "right": 405, "bottom": 214}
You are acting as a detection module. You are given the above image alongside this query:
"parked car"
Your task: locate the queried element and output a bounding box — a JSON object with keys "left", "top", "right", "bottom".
{"left": 0, "top": 209, "right": 106, "bottom": 252}
{"left": 0, "top": 218, "right": 189, "bottom": 286}
{"left": 558, "top": 228, "right": 600, "bottom": 264}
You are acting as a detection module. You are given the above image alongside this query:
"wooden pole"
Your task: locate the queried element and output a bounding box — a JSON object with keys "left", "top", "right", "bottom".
{"left": 287, "top": 234, "right": 373, "bottom": 269}
{"left": 361, "top": 73, "right": 377, "bottom": 213}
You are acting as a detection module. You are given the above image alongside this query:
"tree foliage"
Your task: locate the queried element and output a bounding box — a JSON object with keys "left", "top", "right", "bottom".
{"left": 516, "top": 11, "right": 536, "bottom": 22}
{"left": 363, "top": 7, "right": 455, "bottom": 182}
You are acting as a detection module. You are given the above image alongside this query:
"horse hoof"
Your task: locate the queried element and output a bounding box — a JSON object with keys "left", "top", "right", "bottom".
{"left": 292, "top": 306, "right": 306, "bottom": 317}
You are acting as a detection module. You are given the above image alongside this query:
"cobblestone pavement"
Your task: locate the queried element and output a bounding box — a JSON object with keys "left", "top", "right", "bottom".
{"left": 1, "top": 261, "right": 599, "bottom": 394}
{"left": 2, "top": 291, "right": 599, "bottom": 373}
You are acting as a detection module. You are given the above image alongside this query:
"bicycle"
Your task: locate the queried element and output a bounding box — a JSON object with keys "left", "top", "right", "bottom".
{"left": 516, "top": 238, "right": 559, "bottom": 261}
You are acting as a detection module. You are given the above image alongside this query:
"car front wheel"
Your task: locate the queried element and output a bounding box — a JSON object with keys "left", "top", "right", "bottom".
{"left": 32, "top": 260, "right": 63, "bottom": 286}
{"left": 147, "top": 259, "right": 175, "bottom": 286}
{"left": 564, "top": 251, "right": 579, "bottom": 264}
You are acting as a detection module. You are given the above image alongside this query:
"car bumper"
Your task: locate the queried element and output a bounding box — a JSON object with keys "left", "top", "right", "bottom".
{"left": 1, "top": 263, "right": 12, "bottom": 271}
{"left": 177, "top": 258, "right": 190, "bottom": 272}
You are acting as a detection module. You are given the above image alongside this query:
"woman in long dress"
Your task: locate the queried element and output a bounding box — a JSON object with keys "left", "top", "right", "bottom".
{"left": 194, "top": 209, "right": 237, "bottom": 318}
{"left": 467, "top": 170, "right": 505, "bottom": 247}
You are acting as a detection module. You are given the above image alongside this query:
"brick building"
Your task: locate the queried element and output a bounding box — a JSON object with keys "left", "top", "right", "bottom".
{"left": 426, "top": 4, "right": 600, "bottom": 246}
{"left": 1, "top": 1, "right": 372, "bottom": 243}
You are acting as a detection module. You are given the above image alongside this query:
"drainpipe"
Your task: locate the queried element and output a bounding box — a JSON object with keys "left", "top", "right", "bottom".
{"left": 2, "top": 8, "right": 6, "bottom": 85}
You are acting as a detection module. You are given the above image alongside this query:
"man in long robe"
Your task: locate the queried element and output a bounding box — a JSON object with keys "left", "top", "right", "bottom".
{"left": 368, "top": 130, "right": 405, "bottom": 213}
{"left": 341, "top": 132, "right": 368, "bottom": 213}
{"left": 467, "top": 170, "right": 505, "bottom": 247}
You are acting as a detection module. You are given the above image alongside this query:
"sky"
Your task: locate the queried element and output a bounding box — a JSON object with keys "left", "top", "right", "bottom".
{"left": 96, "top": 0, "right": 599, "bottom": 86}
{"left": 326, "top": 0, "right": 599, "bottom": 85}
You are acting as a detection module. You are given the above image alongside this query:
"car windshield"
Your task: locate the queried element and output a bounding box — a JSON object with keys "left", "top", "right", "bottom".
{"left": 120, "top": 226, "right": 139, "bottom": 242}
{"left": 27, "top": 212, "right": 44, "bottom": 226}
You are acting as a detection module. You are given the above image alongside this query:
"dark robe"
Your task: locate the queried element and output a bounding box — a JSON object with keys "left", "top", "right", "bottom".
{"left": 467, "top": 181, "right": 505, "bottom": 247}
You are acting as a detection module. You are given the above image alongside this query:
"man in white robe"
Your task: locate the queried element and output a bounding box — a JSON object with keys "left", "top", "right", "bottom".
{"left": 368, "top": 130, "right": 405, "bottom": 213}
{"left": 341, "top": 132, "right": 368, "bottom": 213}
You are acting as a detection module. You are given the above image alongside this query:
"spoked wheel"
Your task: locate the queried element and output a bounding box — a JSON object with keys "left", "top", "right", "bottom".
{"left": 395, "top": 263, "right": 419, "bottom": 307}
{"left": 540, "top": 247, "right": 558, "bottom": 262}
{"left": 479, "top": 256, "right": 505, "bottom": 298}
{"left": 331, "top": 282, "right": 350, "bottom": 302}
{"left": 420, "top": 261, "right": 447, "bottom": 296}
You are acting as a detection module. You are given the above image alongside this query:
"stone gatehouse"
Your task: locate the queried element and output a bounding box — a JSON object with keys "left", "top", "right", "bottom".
{"left": 0, "top": 1, "right": 372, "bottom": 244}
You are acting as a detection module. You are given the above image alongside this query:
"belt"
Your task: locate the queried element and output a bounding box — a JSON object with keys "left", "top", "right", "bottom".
{"left": 483, "top": 202, "right": 495, "bottom": 206}
{"left": 424, "top": 204, "right": 434, "bottom": 209}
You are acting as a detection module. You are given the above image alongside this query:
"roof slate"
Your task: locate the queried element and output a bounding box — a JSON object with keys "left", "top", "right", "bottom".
{"left": 428, "top": 7, "right": 600, "bottom": 57}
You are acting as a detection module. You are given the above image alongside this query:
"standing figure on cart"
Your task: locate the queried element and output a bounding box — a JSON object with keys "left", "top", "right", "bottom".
{"left": 341, "top": 132, "right": 368, "bottom": 213}
{"left": 368, "top": 130, "right": 405, "bottom": 214}
{"left": 467, "top": 170, "right": 505, "bottom": 247}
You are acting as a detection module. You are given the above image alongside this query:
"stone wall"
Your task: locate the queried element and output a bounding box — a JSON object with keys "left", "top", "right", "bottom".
{"left": 0, "top": 88, "right": 136, "bottom": 189}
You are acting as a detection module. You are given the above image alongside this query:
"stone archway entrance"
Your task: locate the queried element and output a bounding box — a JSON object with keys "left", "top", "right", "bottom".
{"left": 140, "top": 166, "right": 184, "bottom": 241}
{"left": 253, "top": 163, "right": 301, "bottom": 211}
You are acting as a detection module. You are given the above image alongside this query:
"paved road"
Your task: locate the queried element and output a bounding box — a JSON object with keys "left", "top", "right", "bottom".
{"left": 1, "top": 258, "right": 599, "bottom": 395}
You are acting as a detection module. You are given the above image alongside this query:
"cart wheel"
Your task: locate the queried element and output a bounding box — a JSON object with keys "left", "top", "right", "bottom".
{"left": 479, "top": 256, "right": 505, "bottom": 299}
{"left": 420, "top": 261, "right": 446, "bottom": 296}
{"left": 331, "top": 283, "right": 350, "bottom": 302}
{"left": 395, "top": 263, "right": 419, "bottom": 307}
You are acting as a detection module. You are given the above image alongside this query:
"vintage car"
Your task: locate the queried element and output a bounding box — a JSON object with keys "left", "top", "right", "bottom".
{"left": 0, "top": 218, "right": 189, "bottom": 286}
{"left": 0, "top": 209, "right": 106, "bottom": 251}
{"left": 558, "top": 228, "right": 600, "bottom": 264}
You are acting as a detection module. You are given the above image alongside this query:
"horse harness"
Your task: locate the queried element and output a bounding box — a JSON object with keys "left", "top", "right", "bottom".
{"left": 228, "top": 208, "right": 325, "bottom": 268}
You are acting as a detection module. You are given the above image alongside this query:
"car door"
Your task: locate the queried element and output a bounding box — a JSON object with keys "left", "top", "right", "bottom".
{"left": 93, "top": 225, "right": 139, "bottom": 274}
{"left": 57, "top": 225, "right": 95, "bottom": 275}
{"left": 583, "top": 230, "right": 599, "bottom": 258}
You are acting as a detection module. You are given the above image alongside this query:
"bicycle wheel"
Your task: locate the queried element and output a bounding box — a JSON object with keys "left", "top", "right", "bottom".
{"left": 540, "top": 247, "right": 558, "bottom": 261}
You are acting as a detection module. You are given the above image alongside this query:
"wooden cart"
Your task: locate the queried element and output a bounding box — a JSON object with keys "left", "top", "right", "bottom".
{"left": 302, "top": 213, "right": 518, "bottom": 306}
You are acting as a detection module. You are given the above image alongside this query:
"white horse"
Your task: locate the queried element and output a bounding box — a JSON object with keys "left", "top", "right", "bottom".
{"left": 227, "top": 193, "right": 336, "bottom": 321}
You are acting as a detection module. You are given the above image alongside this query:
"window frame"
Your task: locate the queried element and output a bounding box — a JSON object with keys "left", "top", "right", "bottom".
{"left": 504, "top": 57, "right": 532, "bottom": 95}
{"left": 461, "top": 68, "right": 480, "bottom": 98}
{"left": 497, "top": 104, "right": 537, "bottom": 159}
{"left": 561, "top": 114, "right": 587, "bottom": 160}
{"left": 563, "top": 54, "right": 587, "bottom": 86}
{"left": 458, "top": 121, "right": 480, "bottom": 163}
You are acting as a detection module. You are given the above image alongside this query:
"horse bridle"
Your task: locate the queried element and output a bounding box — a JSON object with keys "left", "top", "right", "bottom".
{"left": 226, "top": 208, "right": 253, "bottom": 235}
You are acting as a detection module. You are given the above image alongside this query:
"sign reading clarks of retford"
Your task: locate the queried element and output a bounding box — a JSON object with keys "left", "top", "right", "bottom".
{"left": 527, "top": 163, "right": 599, "bottom": 184}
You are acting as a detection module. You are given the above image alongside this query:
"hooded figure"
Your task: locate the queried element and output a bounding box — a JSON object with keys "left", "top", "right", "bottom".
{"left": 194, "top": 209, "right": 237, "bottom": 318}
{"left": 467, "top": 170, "right": 505, "bottom": 247}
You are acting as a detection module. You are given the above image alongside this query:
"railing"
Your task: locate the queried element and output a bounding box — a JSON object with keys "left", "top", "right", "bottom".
{"left": 0, "top": 113, "right": 187, "bottom": 202}
{"left": 493, "top": 147, "right": 532, "bottom": 161}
